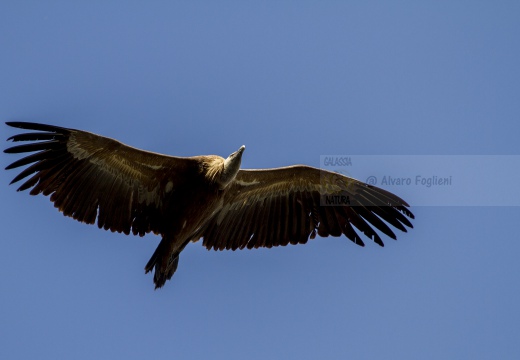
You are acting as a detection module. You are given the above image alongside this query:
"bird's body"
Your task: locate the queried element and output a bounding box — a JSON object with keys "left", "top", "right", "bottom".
{"left": 5, "top": 122, "right": 414, "bottom": 289}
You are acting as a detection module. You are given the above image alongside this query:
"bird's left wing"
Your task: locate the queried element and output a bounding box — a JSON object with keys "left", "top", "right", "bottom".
{"left": 202, "top": 165, "right": 414, "bottom": 250}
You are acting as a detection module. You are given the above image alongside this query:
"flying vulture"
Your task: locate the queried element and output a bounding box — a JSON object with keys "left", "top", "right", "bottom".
{"left": 5, "top": 122, "right": 414, "bottom": 289}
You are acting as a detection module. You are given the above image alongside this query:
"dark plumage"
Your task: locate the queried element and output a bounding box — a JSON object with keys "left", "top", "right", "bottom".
{"left": 5, "top": 122, "right": 414, "bottom": 289}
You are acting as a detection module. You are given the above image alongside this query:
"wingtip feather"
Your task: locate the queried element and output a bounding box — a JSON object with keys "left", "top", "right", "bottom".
{"left": 5, "top": 121, "right": 68, "bottom": 133}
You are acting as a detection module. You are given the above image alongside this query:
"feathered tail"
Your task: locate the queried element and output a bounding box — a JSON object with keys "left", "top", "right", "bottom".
{"left": 145, "top": 237, "right": 187, "bottom": 289}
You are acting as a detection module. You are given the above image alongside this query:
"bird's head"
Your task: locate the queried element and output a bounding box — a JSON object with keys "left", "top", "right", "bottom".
{"left": 218, "top": 145, "right": 245, "bottom": 189}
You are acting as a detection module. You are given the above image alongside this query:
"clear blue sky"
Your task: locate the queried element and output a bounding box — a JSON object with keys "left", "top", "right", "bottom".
{"left": 1, "top": 2, "right": 519, "bottom": 359}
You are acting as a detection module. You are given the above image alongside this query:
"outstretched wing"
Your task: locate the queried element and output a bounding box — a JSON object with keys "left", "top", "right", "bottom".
{"left": 5, "top": 122, "right": 199, "bottom": 236}
{"left": 202, "top": 166, "right": 414, "bottom": 250}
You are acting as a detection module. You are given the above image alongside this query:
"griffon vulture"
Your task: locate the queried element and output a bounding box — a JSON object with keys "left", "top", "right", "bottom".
{"left": 5, "top": 122, "right": 414, "bottom": 289}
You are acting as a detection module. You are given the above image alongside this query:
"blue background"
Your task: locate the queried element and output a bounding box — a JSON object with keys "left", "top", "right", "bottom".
{"left": 1, "top": 2, "right": 519, "bottom": 359}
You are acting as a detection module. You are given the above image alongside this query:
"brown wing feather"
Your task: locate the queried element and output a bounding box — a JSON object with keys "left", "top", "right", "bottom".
{"left": 202, "top": 166, "right": 414, "bottom": 250}
{"left": 5, "top": 122, "right": 200, "bottom": 237}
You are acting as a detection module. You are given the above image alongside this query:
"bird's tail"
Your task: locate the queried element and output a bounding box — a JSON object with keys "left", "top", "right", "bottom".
{"left": 145, "top": 238, "right": 181, "bottom": 289}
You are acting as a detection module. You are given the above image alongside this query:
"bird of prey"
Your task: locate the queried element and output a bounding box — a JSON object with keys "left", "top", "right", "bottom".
{"left": 5, "top": 122, "right": 414, "bottom": 289}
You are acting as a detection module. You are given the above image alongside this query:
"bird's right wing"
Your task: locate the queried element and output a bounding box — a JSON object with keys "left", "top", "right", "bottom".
{"left": 5, "top": 122, "right": 200, "bottom": 236}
